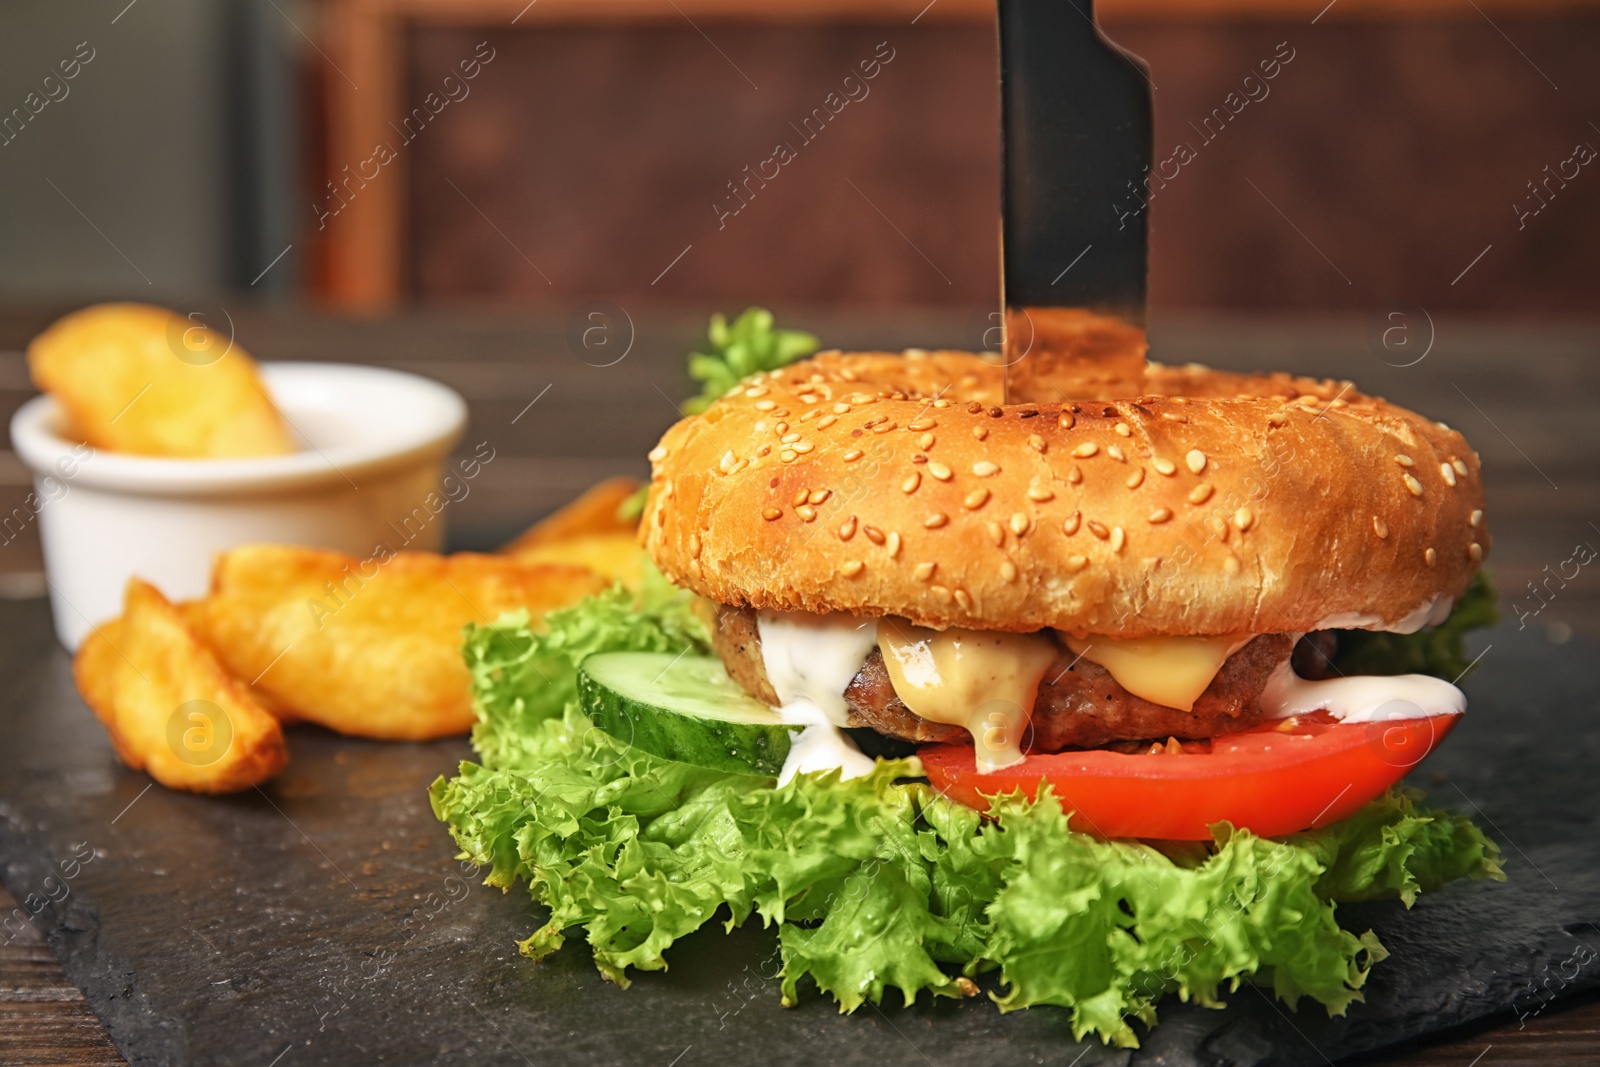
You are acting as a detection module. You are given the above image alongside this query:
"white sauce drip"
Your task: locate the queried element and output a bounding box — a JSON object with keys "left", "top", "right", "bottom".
{"left": 1259, "top": 660, "right": 1466, "bottom": 723}
{"left": 756, "top": 612, "right": 880, "bottom": 783}
{"left": 1315, "top": 594, "right": 1453, "bottom": 636}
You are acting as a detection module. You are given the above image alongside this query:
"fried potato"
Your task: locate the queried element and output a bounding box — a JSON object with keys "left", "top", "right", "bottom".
{"left": 507, "top": 531, "right": 645, "bottom": 589}
{"left": 501, "top": 476, "right": 640, "bottom": 552}
{"left": 28, "top": 303, "right": 294, "bottom": 458}
{"left": 193, "top": 546, "right": 609, "bottom": 740}
{"left": 73, "top": 579, "right": 288, "bottom": 794}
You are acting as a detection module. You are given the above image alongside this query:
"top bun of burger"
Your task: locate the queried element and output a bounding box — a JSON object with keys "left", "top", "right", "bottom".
{"left": 641, "top": 351, "right": 1488, "bottom": 638}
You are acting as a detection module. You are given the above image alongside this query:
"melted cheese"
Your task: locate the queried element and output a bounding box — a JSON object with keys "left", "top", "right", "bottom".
{"left": 875, "top": 621, "right": 1058, "bottom": 771}
{"left": 1062, "top": 632, "right": 1253, "bottom": 711}
{"left": 756, "top": 611, "right": 880, "bottom": 783}
{"left": 1259, "top": 660, "right": 1465, "bottom": 722}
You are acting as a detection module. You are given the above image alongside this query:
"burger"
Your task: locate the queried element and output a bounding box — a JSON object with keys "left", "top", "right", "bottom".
{"left": 433, "top": 328, "right": 1503, "bottom": 1045}
{"left": 636, "top": 349, "right": 1487, "bottom": 838}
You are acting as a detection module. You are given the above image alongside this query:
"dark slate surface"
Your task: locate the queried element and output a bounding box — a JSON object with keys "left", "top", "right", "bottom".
{"left": 2, "top": 594, "right": 1597, "bottom": 1067}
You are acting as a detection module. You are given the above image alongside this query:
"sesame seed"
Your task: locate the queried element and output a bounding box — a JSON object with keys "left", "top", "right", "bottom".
{"left": 753, "top": 420, "right": 768, "bottom": 433}
{"left": 1114, "top": 422, "right": 1131, "bottom": 437}
{"left": 834, "top": 402, "right": 852, "bottom": 415}
{"left": 1224, "top": 556, "right": 1241, "bottom": 577}
{"left": 775, "top": 422, "right": 790, "bottom": 435}
{"left": 964, "top": 488, "right": 991, "bottom": 509}
{"left": 1188, "top": 484, "right": 1214, "bottom": 505}
{"left": 1452, "top": 458, "right": 1470, "bottom": 477}
{"left": 872, "top": 422, "right": 897, "bottom": 434}
{"left": 1373, "top": 516, "right": 1388, "bottom": 538}
{"left": 1440, "top": 463, "right": 1458, "bottom": 488}
{"left": 902, "top": 472, "right": 922, "bottom": 494}
{"left": 1161, "top": 413, "right": 1189, "bottom": 424}
{"left": 908, "top": 418, "right": 937, "bottom": 431}
{"left": 1063, "top": 511, "right": 1082, "bottom": 536}
{"left": 1027, "top": 435, "right": 1047, "bottom": 454}
{"left": 972, "top": 426, "right": 989, "bottom": 441}
{"left": 954, "top": 589, "right": 973, "bottom": 610}
{"left": 841, "top": 560, "right": 865, "bottom": 578}
{"left": 1065, "top": 555, "right": 1089, "bottom": 573}
{"left": 988, "top": 406, "right": 1003, "bottom": 418}
{"left": 844, "top": 449, "right": 864, "bottom": 462}
{"left": 799, "top": 409, "right": 820, "bottom": 423}
{"left": 973, "top": 461, "right": 1000, "bottom": 477}
{"left": 863, "top": 525, "right": 886, "bottom": 545}
{"left": 918, "top": 432, "right": 936, "bottom": 451}
{"left": 793, "top": 441, "right": 814, "bottom": 454}
{"left": 1186, "top": 449, "right": 1208, "bottom": 474}
{"left": 927, "top": 462, "right": 953, "bottom": 481}
{"left": 746, "top": 386, "right": 769, "bottom": 398}
{"left": 1126, "top": 468, "right": 1145, "bottom": 489}
{"left": 728, "top": 459, "right": 748, "bottom": 475}
{"left": 1469, "top": 542, "right": 1483, "bottom": 561}
{"left": 1087, "top": 520, "right": 1109, "bottom": 540}
{"left": 1266, "top": 412, "right": 1287, "bottom": 427}
{"left": 986, "top": 521, "right": 1006, "bottom": 547}
{"left": 1148, "top": 507, "right": 1172, "bottom": 524}
{"left": 1107, "top": 445, "right": 1126, "bottom": 463}
{"left": 720, "top": 450, "right": 737, "bottom": 472}
{"left": 792, "top": 488, "right": 810, "bottom": 507}
{"left": 914, "top": 562, "right": 938, "bottom": 582}
{"left": 690, "top": 534, "right": 702, "bottom": 558}
{"left": 780, "top": 450, "right": 798, "bottom": 463}
{"left": 1110, "top": 526, "right": 1126, "bottom": 553}
{"left": 1010, "top": 513, "right": 1031, "bottom": 537}
{"left": 1469, "top": 509, "right": 1483, "bottom": 527}
{"left": 1068, "top": 466, "right": 1083, "bottom": 485}
{"left": 911, "top": 454, "right": 927, "bottom": 465}
{"left": 839, "top": 516, "right": 858, "bottom": 540}
{"left": 754, "top": 400, "right": 777, "bottom": 412}
{"left": 648, "top": 446, "right": 668, "bottom": 462}
{"left": 817, "top": 415, "right": 839, "bottom": 430}
{"left": 689, "top": 559, "right": 703, "bottom": 578}
{"left": 1403, "top": 473, "right": 1423, "bottom": 496}
{"left": 925, "top": 513, "right": 949, "bottom": 529}
{"left": 1000, "top": 560, "right": 1018, "bottom": 583}
{"left": 1027, "top": 485, "right": 1054, "bottom": 502}
{"left": 796, "top": 505, "right": 817, "bottom": 522}
{"left": 1059, "top": 412, "right": 1075, "bottom": 429}
{"left": 1234, "top": 507, "right": 1255, "bottom": 532}
{"left": 1153, "top": 457, "right": 1176, "bottom": 476}
{"left": 1395, "top": 454, "right": 1414, "bottom": 467}
{"left": 809, "top": 489, "right": 831, "bottom": 505}
{"left": 887, "top": 531, "right": 902, "bottom": 558}
{"left": 1425, "top": 547, "right": 1437, "bottom": 566}
{"left": 763, "top": 507, "right": 783, "bottom": 521}
{"left": 931, "top": 585, "right": 953, "bottom": 603}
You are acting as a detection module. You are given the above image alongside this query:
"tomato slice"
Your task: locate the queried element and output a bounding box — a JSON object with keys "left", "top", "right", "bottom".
{"left": 919, "top": 713, "right": 1459, "bottom": 840}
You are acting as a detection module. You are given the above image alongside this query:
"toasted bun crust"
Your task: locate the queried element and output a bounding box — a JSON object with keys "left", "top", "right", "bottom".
{"left": 642, "top": 351, "right": 1488, "bottom": 637}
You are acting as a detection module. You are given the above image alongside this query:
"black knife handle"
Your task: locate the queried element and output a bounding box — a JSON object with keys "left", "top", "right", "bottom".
{"left": 999, "top": 0, "right": 1152, "bottom": 319}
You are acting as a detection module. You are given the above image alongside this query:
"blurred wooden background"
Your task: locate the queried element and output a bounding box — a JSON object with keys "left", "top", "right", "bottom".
{"left": 308, "top": 0, "right": 1600, "bottom": 316}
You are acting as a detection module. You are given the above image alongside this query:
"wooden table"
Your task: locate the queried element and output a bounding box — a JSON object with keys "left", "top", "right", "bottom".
{"left": 1, "top": 306, "right": 1595, "bottom": 1064}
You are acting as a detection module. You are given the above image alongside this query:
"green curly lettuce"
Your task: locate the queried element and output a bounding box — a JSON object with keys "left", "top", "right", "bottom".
{"left": 681, "top": 307, "right": 819, "bottom": 415}
{"left": 1333, "top": 571, "right": 1499, "bottom": 681}
{"left": 432, "top": 583, "right": 1503, "bottom": 1047}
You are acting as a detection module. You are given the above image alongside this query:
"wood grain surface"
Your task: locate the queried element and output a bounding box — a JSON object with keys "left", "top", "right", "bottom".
{"left": 0, "top": 307, "right": 1594, "bottom": 1065}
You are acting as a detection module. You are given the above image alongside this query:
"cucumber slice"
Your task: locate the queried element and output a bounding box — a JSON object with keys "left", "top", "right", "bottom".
{"left": 577, "top": 651, "right": 793, "bottom": 777}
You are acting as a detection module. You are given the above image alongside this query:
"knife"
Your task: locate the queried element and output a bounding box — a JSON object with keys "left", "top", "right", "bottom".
{"left": 998, "top": 0, "right": 1153, "bottom": 404}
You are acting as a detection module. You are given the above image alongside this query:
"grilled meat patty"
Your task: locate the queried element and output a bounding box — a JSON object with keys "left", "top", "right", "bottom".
{"left": 712, "top": 605, "right": 1295, "bottom": 752}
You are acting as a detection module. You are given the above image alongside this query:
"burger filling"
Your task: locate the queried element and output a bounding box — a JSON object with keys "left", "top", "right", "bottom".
{"left": 712, "top": 605, "right": 1464, "bottom": 776}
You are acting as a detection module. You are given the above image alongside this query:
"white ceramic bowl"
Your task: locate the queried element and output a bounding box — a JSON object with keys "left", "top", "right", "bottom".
{"left": 11, "top": 362, "right": 468, "bottom": 650}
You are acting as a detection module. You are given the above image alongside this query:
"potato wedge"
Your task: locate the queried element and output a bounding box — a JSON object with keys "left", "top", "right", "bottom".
{"left": 507, "top": 531, "right": 645, "bottom": 589}
{"left": 73, "top": 579, "right": 288, "bottom": 794}
{"left": 193, "top": 546, "right": 609, "bottom": 740}
{"left": 28, "top": 303, "right": 294, "bottom": 457}
{"left": 501, "top": 476, "right": 640, "bottom": 552}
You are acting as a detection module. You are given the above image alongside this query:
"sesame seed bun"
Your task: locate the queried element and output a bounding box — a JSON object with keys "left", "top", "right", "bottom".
{"left": 641, "top": 351, "right": 1488, "bottom": 638}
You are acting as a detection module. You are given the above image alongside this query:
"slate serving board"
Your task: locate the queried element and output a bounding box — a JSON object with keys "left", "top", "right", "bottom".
{"left": 2, "top": 594, "right": 1597, "bottom": 1067}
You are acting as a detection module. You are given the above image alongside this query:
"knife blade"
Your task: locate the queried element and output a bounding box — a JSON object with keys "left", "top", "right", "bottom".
{"left": 998, "top": 0, "right": 1153, "bottom": 404}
